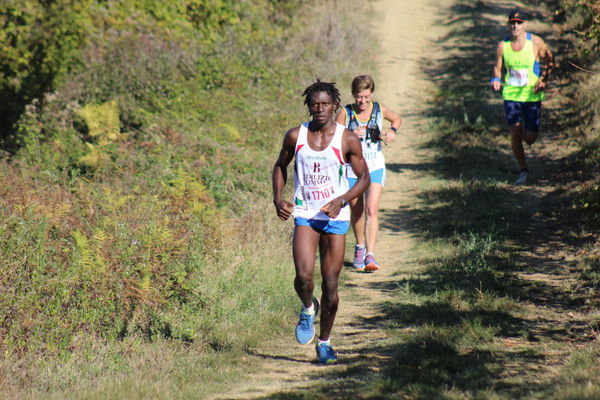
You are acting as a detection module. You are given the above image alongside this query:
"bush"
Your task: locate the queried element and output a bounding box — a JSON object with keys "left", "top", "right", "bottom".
{"left": 0, "top": 0, "right": 92, "bottom": 147}
{"left": 0, "top": 0, "right": 376, "bottom": 359}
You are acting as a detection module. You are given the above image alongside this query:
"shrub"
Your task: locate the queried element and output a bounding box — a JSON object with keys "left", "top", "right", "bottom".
{"left": 0, "top": 0, "right": 375, "bottom": 358}
{"left": 0, "top": 0, "right": 92, "bottom": 147}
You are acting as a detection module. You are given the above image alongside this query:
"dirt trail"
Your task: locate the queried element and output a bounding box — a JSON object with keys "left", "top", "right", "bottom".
{"left": 206, "top": 0, "right": 596, "bottom": 398}
{"left": 208, "top": 0, "right": 449, "bottom": 398}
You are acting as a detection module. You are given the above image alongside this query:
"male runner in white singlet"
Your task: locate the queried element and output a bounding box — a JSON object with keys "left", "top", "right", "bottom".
{"left": 272, "top": 81, "right": 369, "bottom": 364}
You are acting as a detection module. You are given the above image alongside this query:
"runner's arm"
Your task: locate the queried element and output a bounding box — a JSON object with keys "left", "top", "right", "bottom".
{"left": 272, "top": 128, "right": 298, "bottom": 221}
{"left": 381, "top": 104, "right": 402, "bottom": 144}
{"left": 534, "top": 35, "right": 555, "bottom": 93}
{"left": 320, "top": 130, "right": 370, "bottom": 218}
{"left": 490, "top": 41, "right": 503, "bottom": 92}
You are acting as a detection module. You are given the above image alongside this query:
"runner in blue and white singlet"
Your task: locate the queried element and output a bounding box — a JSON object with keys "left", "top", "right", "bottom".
{"left": 342, "top": 103, "right": 386, "bottom": 184}
{"left": 292, "top": 122, "right": 350, "bottom": 222}
{"left": 335, "top": 75, "right": 402, "bottom": 272}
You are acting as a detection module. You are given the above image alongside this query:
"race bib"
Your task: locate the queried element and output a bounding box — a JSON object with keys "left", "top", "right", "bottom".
{"left": 302, "top": 184, "right": 335, "bottom": 210}
{"left": 508, "top": 68, "right": 529, "bottom": 87}
{"left": 363, "top": 148, "right": 378, "bottom": 161}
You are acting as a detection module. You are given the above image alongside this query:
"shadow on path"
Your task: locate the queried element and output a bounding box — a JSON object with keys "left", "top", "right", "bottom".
{"left": 245, "top": 1, "right": 594, "bottom": 398}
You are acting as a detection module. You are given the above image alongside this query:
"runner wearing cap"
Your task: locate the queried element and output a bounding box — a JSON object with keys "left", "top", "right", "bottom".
{"left": 490, "top": 9, "right": 555, "bottom": 185}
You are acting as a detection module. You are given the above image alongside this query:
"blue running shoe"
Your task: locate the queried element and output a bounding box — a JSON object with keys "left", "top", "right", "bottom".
{"left": 315, "top": 342, "right": 337, "bottom": 364}
{"left": 295, "top": 297, "right": 319, "bottom": 344}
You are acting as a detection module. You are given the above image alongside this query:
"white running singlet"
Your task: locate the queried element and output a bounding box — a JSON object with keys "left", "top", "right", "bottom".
{"left": 343, "top": 104, "right": 385, "bottom": 179}
{"left": 292, "top": 122, "right": 350, "bottom": 221}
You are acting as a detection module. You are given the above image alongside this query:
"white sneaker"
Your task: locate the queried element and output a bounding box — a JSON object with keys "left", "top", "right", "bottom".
{"left": 515, "top": 171, "right": 528, "bottom": 185}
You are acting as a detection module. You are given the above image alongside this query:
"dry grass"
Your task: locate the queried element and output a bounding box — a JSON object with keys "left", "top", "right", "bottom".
{"left": 0, "top": 0, "right": 376, "bottom": 398}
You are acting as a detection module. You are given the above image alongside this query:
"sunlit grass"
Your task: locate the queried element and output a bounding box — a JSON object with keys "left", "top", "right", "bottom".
{"left": 0, "top": 0, "right": 377, "bottom": 397}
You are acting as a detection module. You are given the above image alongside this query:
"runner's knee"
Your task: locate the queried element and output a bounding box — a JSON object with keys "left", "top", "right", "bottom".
{"left": 294, "top": 273, "right": 313, "bottom": 288}
{"left": 321, "top": 272, "right": 339, "bottom": 290}
{"left": 321, "top": 281, "right": 339, "bottom": 302}
{"left": 365, "top": 204, "right": 378, "bottom": 218}
{"left": 510, "top": 125, "right": 523, "bottom": 138}
{"left": 524, "top": 131, "right": 538, "bottom": 145}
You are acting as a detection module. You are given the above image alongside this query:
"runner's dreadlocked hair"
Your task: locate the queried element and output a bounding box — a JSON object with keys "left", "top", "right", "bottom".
{"left": 303, "top": 80, "right": 341, "bottom": 111}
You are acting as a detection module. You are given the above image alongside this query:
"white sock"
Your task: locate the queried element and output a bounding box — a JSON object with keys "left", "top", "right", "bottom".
{"left": 318, "top": 338, "right": 331, "bottom": 345}
{"left": 303, "top": 304, "right": 315, "bottom": 314}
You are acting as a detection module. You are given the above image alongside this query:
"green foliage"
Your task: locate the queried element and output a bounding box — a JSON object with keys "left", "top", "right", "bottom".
{"left": 0, "top": 0, "right": 371, "bottom": 389}
{"left": 568, "top": 69, "right": 600, "bottom": 230}
{"left": 452, "top": 232, "right": 499, "bottom": 276}
{"left": 77, "top": 101, "right": 121, "bottom": 144}
{"left": 1, "top": 0, "right": 343, "bottom": 360}
{"left": 542, "top": 345, "right": 600, "bottom": 399}
{"left": 0, "top": 173, "right": 295, "bottom": 358}
{"left": 559, "top": 0, "right": 600, "bottom": 58}
{"left": 186, "top": 0, "right": 241, "bottom": 40}
{"left": 15, "top": 94, "right": 88, "bottom": 180}
{"left": 76, "top": 100, "right": 122, "bottom": 170}
{"left": 576, "top": 182, "right": 600, "bottom": 226}
{"left": 0, "top": 0, "right": 92, "bottom": 143}
{"left": 553, "top": 1, "right": 600, "bottom": 239}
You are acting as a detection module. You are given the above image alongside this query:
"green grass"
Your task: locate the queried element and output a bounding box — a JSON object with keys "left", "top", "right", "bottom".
{"left": 0, "top": 0, "right": 378, "bottom": 398}
{"left": 1, "top": 0, "right": 598, "bottom": 398}
{"left": 363, "top": 1, "right": 599, "bottom": 398}
{"left": 235, "top": 0, "right": 600, "bottom": 399}
{"left": 1, "top": 338, "right": 247, "bottom": 399}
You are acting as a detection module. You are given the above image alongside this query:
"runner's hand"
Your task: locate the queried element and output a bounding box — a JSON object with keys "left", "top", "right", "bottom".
{"left": 354, "top": 126, "right": 367, "bottom": 140}
{"left": 274, "top": 199, "right": 294, "bottom": 221}
{"left": 320, "top": 197, "right": 344, "bottom": 219}
{"left": 490, "top": 80, "right": 502, "bottom": 92}
{"left": 383, "top": 130, "right": 396, "bottom": 144}
{"left": 534, "top": 79, "right": 546, "bottom": 94}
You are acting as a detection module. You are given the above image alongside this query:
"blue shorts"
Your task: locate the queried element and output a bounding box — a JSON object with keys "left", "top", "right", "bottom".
{"left": 503, "top": 100, "right": 542, "bottom": 132}
{"left": 348, "top": 168, "right": 385, "bottom": 188}
{"left": 294, "top": 217, "right": 350, "bottom": 235}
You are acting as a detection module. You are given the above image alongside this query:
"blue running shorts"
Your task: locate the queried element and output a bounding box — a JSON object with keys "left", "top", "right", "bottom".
{"left": 503, "top": 100, "right": 542, "bottom": 132}
{"left": 294, "top": 217, "right": 350, "bottom": 235}
{"left": 348, "top": 168, "right": 385, "bottom": 189}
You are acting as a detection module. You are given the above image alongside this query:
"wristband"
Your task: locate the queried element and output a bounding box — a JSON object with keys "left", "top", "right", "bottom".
{"left": 490, "top": 77, "right": 501, "bottom": 84}
{"left": 339, "top": 197, "right": 348, "bottom": 207}
{"left": 390, "top": 127, "right": 397, "bottom": 133}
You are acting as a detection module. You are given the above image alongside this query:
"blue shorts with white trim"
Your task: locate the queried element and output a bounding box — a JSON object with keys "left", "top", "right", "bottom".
{"left": 347, "top": 168, "right": 385, "bottom": 189}
{"left": 294, "top": 218, "right": 350, "bottom": 235}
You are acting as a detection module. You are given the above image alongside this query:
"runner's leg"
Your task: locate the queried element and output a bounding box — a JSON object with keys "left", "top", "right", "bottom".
{"left": 350, "top": 195, "right": 366, "bottom": 246}
{"left": 523, "top": 101, "right": 541, "bottom": 145}
{"left": 524, "top": 130, "right": 538, "bottom": 145}
{"left": 292, "top": 225, "right": 320, "bottom": 307}
{"left": 317, "top": 232, "right": 346, "bottom": 341}
{"left": 510, "top": 123, "right": 527, "bottom": 170}
{"left": 365, "top": 183, "right": 383, "bottom": 255}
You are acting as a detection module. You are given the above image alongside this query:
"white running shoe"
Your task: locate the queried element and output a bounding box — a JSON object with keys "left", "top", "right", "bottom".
{"left": 352, "top": 245, "right": 366, "bottom": 270}
{"left": 515, "top": 171, "right": 528, "bottom": 185}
